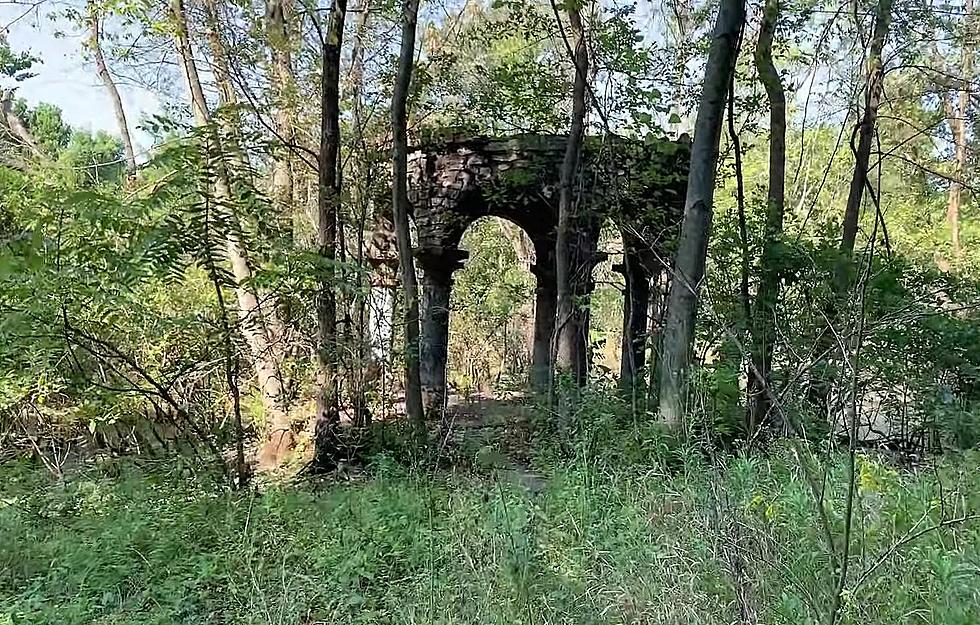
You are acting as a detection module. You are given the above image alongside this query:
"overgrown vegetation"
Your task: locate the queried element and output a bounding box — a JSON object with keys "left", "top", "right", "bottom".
{"left": 3, "top": 432, "right": 978, "bottom": 624}
{"left": 1, "top": 0, "right": 979, "bottom": 622}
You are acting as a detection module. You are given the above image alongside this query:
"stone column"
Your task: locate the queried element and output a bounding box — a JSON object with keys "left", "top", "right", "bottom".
{"left": 529, "top": 261, "right": 557, "bottom": 393}
{"left": 615, "top": 254, "right": 651, "bottom": 394}
{"left": 416, "top": 247, "right": 468, "bottom": 415}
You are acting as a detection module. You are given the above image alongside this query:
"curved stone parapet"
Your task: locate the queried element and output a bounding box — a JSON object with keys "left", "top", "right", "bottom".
{"left": 406, "top": 133, "right": 689, "bottom": 253}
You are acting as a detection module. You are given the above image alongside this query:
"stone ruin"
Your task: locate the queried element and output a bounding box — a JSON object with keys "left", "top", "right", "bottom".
{"left": 367, "top": 133, "right": 690, "bottom": 411}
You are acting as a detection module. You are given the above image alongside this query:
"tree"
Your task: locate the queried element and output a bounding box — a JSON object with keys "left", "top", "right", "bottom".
{"left": 834, "top": 0, "right": 892, "bottom": 291}
{"left": 944, "top": 0, "right": 974, "bottom": 254}
{"left": 86, "top": 0, "right": 137, "bottom": 174}
{"left": 0, "top": 39, "right": 43, "bottom": 165}
{"left": 748, "top": 0, "right": 786, "bottom": 432}
{"left": 657, "top": 0, "right": 746, "bottom": 426}
{"left": 168, "top": 0, "right": 290, "bottom": 462}
{"left": 313, "top": 0, "right": 348, "bottom": 466}
{"left": 809, "top": 0, "right": 892, "bottom": 413}
{"left": 265, "top": 0, "right": 298, "bottom": 223}
{"left": 553, "top": 0, "right": 590, "bottom": 401}
{"left": 391, "top": 0, "right": 425, "bottom": 429}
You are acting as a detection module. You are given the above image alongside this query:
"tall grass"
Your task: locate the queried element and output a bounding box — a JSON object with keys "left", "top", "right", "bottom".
{"left": 2, "top": 432, "right": 978, "bottom": 625}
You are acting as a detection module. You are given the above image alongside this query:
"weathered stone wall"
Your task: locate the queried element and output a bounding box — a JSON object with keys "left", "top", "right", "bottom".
{"left": 366, "top": 132, "right": 689, "bottom": 407}
{"left": 406, "top": 133, "right": 689, "bottom": 256}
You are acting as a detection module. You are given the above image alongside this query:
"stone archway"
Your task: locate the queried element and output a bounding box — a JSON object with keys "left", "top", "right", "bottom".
{"left": 370, "top": 133, "right": 689, "bottom": 412}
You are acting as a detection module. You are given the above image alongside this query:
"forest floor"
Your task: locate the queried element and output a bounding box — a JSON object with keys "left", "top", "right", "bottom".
{"left": 2, "top": 406, "right": 980, "bottom": 625}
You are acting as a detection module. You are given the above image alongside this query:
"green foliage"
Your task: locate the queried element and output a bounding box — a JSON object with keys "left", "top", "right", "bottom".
{"left": 449, "top": 217, "right": 535, "bottom": 392}
{"left": 0, "top": 122, "right": 233, "bottom": 446}
{"left": 13, "top": 102, "right": 72, "bottom": 155}
{"left": 58, "top": 130, "right": 125, "bottom": 185}
{"left": 706, "top": 113, "right": 980, "bottom": 448}
{"left": 2, "top": 443, "right": 978, "bottom": 624}
{"left": 0, "top": 41, "right": 37, "bottom": 82}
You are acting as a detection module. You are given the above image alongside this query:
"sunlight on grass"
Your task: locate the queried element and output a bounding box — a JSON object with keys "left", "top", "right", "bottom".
{"left": 2, "top": 449, "right": 978, "bottom": 624}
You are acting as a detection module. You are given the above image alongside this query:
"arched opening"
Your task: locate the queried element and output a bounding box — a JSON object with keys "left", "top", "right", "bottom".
{"left": 399, "top": 133, "right": 688, "bottom": 415}
{"left": 447, "top": 216, "right": 538, "bottom": 400}
{"left": 589, "top": 223, "right": 627, "bottom": 382}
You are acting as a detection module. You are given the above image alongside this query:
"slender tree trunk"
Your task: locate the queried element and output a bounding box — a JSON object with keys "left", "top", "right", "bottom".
{"left": 946, "top": 0, "right": 973, "bottom": 255}
{"left": 201, "top": 0, "right": 288, "bottom": 336}
{"left": 169, "top": 0, "right": 290, "bottom": 460}
{"left": 657, "top": 0, "right": 745, "bottom": 426}
{"left": 350, "top": 0, "right": 373, "bottom": 428}
{"left": 391, "top": 0, "right": 425, "bottom": 429}
{"left": 266, "top": 0, "right": 297, "bottom": 235}
{"left": 313, "top": 0, "right": 348, "bottom": 467}
{"left": 201, "top": 1, "right": 245, "bottom": 140}
{"left": 86, "top": 2, "right": 137, "bottom": 174}
{"left": 554, "top": 1, "right": 589, "bottom": 403}
{"left": 204, "top": 218, "right": 248, "bottom": 488}
{"left": 835, "top": 0, "right": 891, "bottom": 289}
{"left": 810, "top": 0, "right": 891, "bottom": 413}
{"left": 748, "top": 0, "right": 786, "bottom": 433}
{"left": 0, "top": 91, "right": 43, "bottom": 158}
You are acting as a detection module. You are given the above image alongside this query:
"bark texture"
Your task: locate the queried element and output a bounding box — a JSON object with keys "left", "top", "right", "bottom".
{"left": 391, "top": 0, "right": 426, "bottom": 427}
{"left": 945, "top": 0, "right": 973, "bottom": 255}
{"left": 748, "top": 0, "right": 786, "bottom": 433}
{"left": 657, "top": 0, "right": 745, "bottom": 426}
{"left": 266, "top": 0, "right": 297, "bottom": 229}
{"left": 169, "top": 0, "right": 289, "bottom": 463}
{"left": 87, "top": 2, "right": 137, "bottom": 174}
{"left": 554, "top": 2, "right": 590, "bottom": 396}
{"left": 313, "top": 0, "right": 348, "bottom": 467}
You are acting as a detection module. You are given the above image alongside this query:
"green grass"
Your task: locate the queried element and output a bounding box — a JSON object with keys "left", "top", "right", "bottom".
{"left": 1, "top": 445, "right": 979, "bottom": 624}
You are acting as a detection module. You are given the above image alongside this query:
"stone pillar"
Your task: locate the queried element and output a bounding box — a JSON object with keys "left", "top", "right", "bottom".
{"left": 416, "top": 247, "right": 468, "bottom": 415}
{"left": 529, "top": 261, "right": 557, "bottom": 393}
{"left": 615, "top": 254, "right": 650, "bottom": 394}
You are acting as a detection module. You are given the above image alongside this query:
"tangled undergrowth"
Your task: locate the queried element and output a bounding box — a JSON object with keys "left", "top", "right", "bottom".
{"left": 2, "top": 431, "right": 978, "bottom": 625}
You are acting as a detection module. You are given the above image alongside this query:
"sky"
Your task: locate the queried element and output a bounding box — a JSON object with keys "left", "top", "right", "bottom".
{"left": 1, "top": 0, "right": 851, "bottom": 152}
{"left": 1, "top": 2, "right": 162, "bottom": 153}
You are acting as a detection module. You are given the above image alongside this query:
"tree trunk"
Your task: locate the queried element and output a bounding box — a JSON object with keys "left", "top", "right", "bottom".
{"left": 657, "top": 0, "right": 745, "bottom": 426}
{"left": 391, "top": 0, "right": 425, "bottom": 429}
{"left": 86, "top": 2, "right": 137, "bottom": 174}
{"left": 810, "top": 0, "right": 891, "bottom": 413}
{"left": 169, "top": 0, "right": 289, "bottom": 461}
{"left": 202, "top": 0, "right": 290, "bottom": 350}
{"left": 349, "top": 0, "right": 373, "bottom": 428}
{"left": 554, "top": 2, "right": 589, "bottom": 402}
{"left": 835, "top": 0, "right": 891, "bottom": 288}
{"left": 0, "top": 90, "right": 43, "bottom": 159}
{"left": 266, "top": 0, "right": 297, "bottom": 235}
{"left": 313, "top": 0, "right": 348, "bottom": 468}
{"left": 748, "top": 0, "right": 786, "bottom": 434}
{"left": 946, "top": 0, "right": 973, "bottom": 255}
{"left": 201, "top": 1, "right": 244, "bottom": 135}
